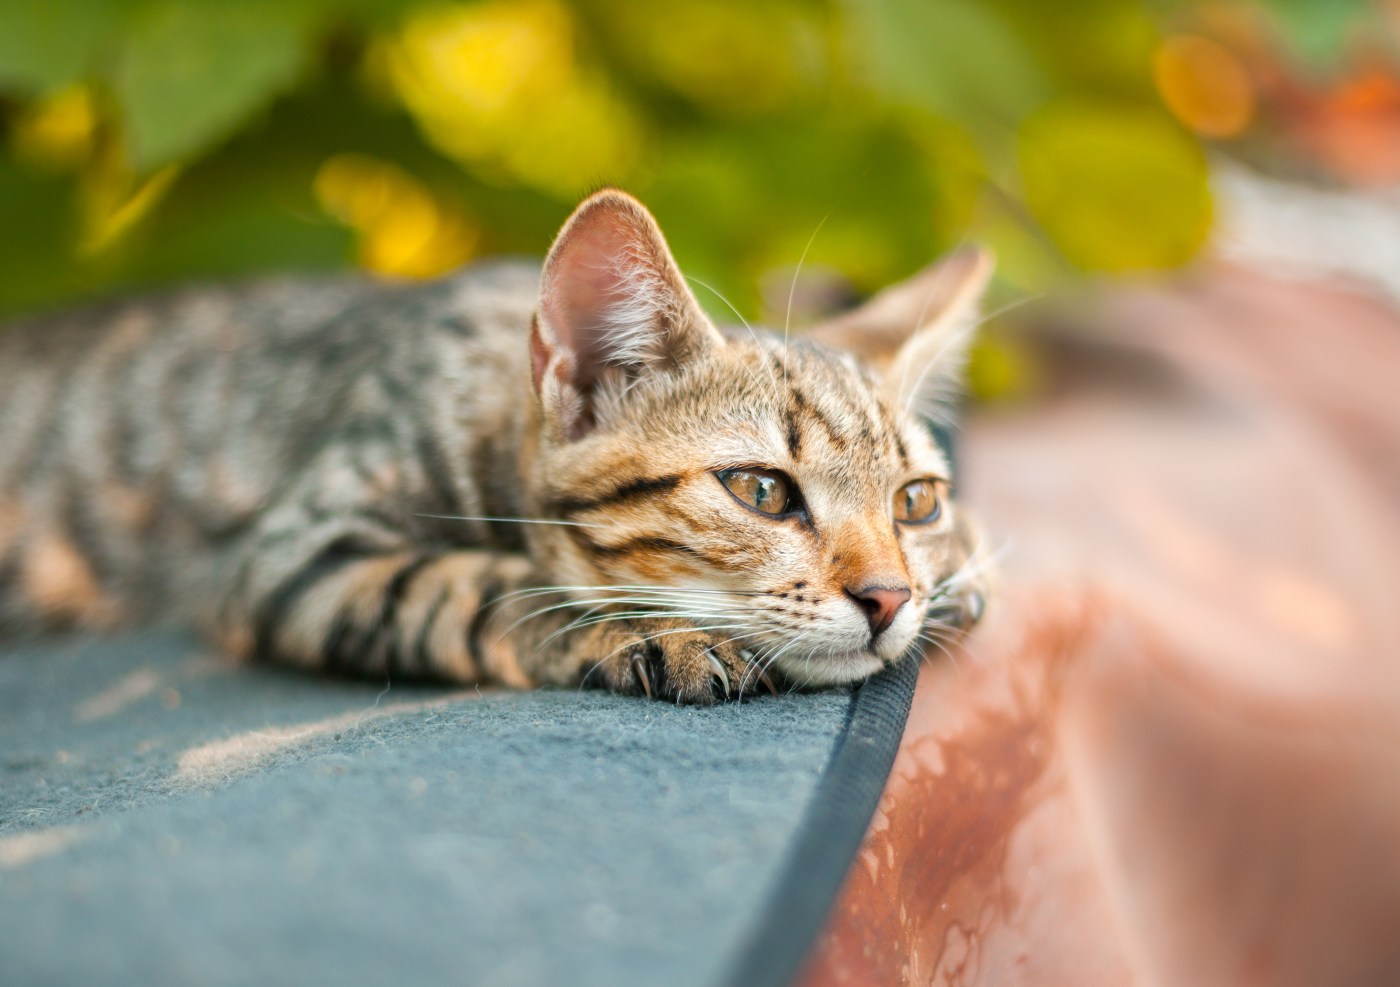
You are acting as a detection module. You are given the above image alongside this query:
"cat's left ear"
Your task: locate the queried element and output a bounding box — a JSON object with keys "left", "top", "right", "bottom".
{"left": 531, "top": 189, "right": 723, "bottom": 440}
{"left": 807, "top": 246, "right": 993, "bottom": 424}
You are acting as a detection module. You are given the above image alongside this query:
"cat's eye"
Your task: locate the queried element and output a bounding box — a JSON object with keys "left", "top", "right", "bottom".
{"left": 717, "top": 468, "right": 794, "bottom": 516}
{"left": 894, "top": 479, "right": 942, "bottom": 524}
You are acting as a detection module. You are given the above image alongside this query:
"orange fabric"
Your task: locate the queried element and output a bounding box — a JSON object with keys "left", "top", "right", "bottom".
{"left": 802, "top": 268, "right": 1400, "bottom": 986}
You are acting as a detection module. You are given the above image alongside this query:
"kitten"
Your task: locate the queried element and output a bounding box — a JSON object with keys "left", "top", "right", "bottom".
{"left": 0, "top": 191, "right": 989, "bottom": 702}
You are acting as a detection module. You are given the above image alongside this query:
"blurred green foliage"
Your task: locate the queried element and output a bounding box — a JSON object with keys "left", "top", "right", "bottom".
{"left": 0, "top": 0, "right": 1370, "bottom": 325}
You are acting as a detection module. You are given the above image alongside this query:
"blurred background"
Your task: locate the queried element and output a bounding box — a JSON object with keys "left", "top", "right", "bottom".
{"left": 4, "top": 8, "right": 1400, "bottom": 980}
{"left": 2, "top": 0, "right": 1398, "bottom": 399}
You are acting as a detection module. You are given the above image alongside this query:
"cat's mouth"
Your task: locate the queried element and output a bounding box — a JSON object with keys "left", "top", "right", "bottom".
{"left": 741, "top": 607, "right": 922, "bottom": 687}
{"left": 774, "top": 648, "right": 888, "bottom": 688}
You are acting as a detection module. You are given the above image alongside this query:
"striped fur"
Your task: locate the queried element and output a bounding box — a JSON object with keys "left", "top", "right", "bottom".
{"left": 0, "top": 191, "right": 990, "bottom": 703}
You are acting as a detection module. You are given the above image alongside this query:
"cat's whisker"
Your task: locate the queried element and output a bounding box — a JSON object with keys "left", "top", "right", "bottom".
{"left": 520, "top": 587, "right": 759, "bottom": 616}
{"left": 553, "top": 603, "right": 764, "bottom": 630}
{"left": 493, "top": 596, "right": 689, "bottom": 648}
{"left": 783, "top": 207, "right": 835, "bottom": 382}
{"left": 685, "top": 275, "right": 783, "bottom": 404}
{"left": 700, "top": 633, "right": 752, "bottom": 698}
{"left": 502, "top": 595, "right": 745, "bottom": 647}
{"left": 913, "top": 630, "right": 963, "bottom": 674}
{"left": 510, "top": 585, "right": 766, "bottom": 646}
{"left": 888, "top": 230, "right": 982, "bottom": 411}
{"left": 901, "top": 329, "right": 971, "bottom": 427}
{"left": 618, "top": 623, "right": 749, "bottom": 651}
{"left": 931, "top": 534, "right": 1011, "bottom": 597}
{"left": 742, "top": 632, "right": 809, "bottom": 694}
{"left": 413, "top": 513, "right": 607, "bottom": 529}
{"left": 484, "top": 586, "right": 755, "bottom": 633}
{"left": 537, "top": 610, "right": 753, "bottom": 651}
{"left": 901, "top": 292, "right": 1044, "bottom": 423}
{"left": 574, "top": 623, "right": 755, "bottom": 693}
{"left": 492, "top": 591, "right": 757, "bottom": 645}
{"left": 738, "top": 646, "right": 780, "bottom": 696}
{"left": 972, "top": 292, "right": 1045, "bottom": 330}
{"left": 896, "top": 250, "right": 974, "bottom": 418}
{"left": 577, "top": 656, "right": 611, "bottom": 693}
{"left": 489, "top": 583, "right": 758, "bottom": 605}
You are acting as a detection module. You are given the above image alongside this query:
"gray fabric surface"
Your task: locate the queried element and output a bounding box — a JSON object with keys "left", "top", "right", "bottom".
{"left": 0, "top": 632, "right": 851, "bottom": 987}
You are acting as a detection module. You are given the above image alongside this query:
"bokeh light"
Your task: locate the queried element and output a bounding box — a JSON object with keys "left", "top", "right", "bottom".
{"left": 379, "top": 0, "right": 640, "bottom": 196}
{"left": 314, "top": 153, "right": 478, "bottom": 278}
{"left": 1154, "top": 34, "right": 1256, "bottom": 138}
{"left": 0, "top": 0, "right": 1395, "bottom": 330}
{"left": 11, "top": 84, "right": 97, "bottom": 172}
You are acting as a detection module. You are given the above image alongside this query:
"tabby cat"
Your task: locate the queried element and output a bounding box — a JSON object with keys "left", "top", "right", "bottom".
{"left": 0, "top": 191, "right": 989, "bottom": 702}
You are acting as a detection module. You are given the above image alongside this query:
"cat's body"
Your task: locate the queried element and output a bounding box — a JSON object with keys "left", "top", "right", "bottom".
{"left": 0, "top": 264, "right": 542, "bottom": 641}
{"left": 0, "top": 192, "right": 988, "bottom": 701}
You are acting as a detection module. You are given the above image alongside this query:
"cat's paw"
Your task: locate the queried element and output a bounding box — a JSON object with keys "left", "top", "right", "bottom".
{"left": 577, "top": 617, "right": 778, "bottom": 704}
{"left": 956, "top": 580, "right": 988, "bottom": 629}
{"left": 927, "top": 569, "right": 991, "bottom": 634}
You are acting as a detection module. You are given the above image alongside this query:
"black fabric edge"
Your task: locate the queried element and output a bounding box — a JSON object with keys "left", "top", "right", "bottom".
{"left": 722, "top": 654, "right": 919, "bottom": 987}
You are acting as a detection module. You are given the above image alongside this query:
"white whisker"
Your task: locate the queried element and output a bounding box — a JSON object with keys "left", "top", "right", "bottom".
{"left": 415, "top": 513, "right": 606, "bottom": 529}
{"left": 685, "top": 275, "right": 783, "bottom": 403}
{"left": 784, "top": 207, "right": 835, "bottom": 380}
{"left": 901, "top": 292, "right": 1045, "bottom": 424}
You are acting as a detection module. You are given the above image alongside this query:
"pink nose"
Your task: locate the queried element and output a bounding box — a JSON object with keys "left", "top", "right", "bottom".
{"left": 845, "top": 585, "right": 912, "bottom": 639}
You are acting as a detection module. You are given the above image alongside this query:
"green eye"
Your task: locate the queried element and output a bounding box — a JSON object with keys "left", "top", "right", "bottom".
{"left": 717, "top": 468, "right": 793, "bottom": 516}
{"left": 894, "top": 479, "right": 942, "bottom": 524}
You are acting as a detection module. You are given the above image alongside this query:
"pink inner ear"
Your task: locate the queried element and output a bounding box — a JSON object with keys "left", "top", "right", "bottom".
{"left": 540, "top": 208, "right": 664, "bottom": 393}
{"left": 550, "top": 225, "right": 631, "bottom": 324}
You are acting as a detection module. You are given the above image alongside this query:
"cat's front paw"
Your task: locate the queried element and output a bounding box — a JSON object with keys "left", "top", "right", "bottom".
{"left": 577, "top": 617, "right": 778, "bottom": 704}
{"left": 925, "top": 570, "right": 990, "bottom": 637}
{"left": 928, "top": 582, "right": 988, "bottom": 634}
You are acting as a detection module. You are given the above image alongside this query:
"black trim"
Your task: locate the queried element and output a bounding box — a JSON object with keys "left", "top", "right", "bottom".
{"left": 723, "top": 655, "right": 919, "bottom": 987}
{"left": 722, "top": 418, "right": 953, "bottom": 986}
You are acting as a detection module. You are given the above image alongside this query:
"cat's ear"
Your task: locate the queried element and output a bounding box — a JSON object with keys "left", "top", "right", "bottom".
{"left": 531, "top": 189, "right": 722, "bottom": 440}
{"left": 807, "top": 245, "right": 993, "bottom": 424}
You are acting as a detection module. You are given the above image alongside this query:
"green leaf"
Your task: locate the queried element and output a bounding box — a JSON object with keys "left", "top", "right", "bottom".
{"left": 0, "top": 0, "right": 117, "bottom": 91}
{"left": 0, "top": 162, "right": 87, "bottom": 315}
{"left": 847, "top": 0, "right": 1047, "bottom": 128}
{"left": 1260, "top": 0, "right": 1381, "bottom": 71}
{"left": 111, "top": 0, "right": 320, "bottom": 171}
{"left": 1018, "top": 101, "right": 1211, "bottom": 271}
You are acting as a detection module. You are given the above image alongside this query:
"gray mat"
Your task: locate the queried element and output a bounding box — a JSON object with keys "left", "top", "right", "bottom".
{"left": 0, "top": 632, "right": 855, "bottom": 987}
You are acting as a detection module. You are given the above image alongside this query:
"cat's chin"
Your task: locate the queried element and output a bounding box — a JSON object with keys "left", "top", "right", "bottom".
{"left": 777, "top": 651, "right": 888, "bottom": 688}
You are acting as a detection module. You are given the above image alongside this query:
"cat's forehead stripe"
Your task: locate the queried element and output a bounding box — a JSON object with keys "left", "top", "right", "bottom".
{"left": 786, "top": 383, "right": 848, "bottom": 454}
{"left": 759, "top": 344, "right": 914, "bottom": 473}
{"left": 876, "top": 399, "right": 911, "bottom": 466}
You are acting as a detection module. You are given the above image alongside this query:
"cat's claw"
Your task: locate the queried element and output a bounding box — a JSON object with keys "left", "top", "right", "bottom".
{"left": 630, "top": 654, "right": 654, "bottom": 700}
{"left": 707, "top": 652, "right": 731, "bottom": 698}
{"left": 580, "top": 618, "right": 763, "bottom": 704}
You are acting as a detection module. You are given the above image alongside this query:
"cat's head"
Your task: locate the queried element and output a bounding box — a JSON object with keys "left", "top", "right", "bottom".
{"left": 523, "top": 190, "right": 990, "bottom": 686}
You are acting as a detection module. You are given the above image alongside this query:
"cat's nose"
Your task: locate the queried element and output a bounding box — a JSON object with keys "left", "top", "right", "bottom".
{"left": 845, "top": 585, "right": 912, "bottom": 640}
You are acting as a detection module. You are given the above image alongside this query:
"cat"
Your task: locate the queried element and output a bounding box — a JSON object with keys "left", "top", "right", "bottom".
{"left": 0, "top": 190, "right": 989, "bottom": 703}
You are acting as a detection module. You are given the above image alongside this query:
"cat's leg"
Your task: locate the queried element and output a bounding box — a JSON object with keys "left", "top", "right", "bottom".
{"left": 212, "top": 527, "right": 541, "bottom": 684}
{"left": 212, "top": 525, "right": 767, "bottom": 700}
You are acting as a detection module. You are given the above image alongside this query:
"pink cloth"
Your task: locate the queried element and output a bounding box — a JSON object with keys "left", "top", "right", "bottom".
{"left": 803, "top": 268, "right": 1400, "bottom": 986}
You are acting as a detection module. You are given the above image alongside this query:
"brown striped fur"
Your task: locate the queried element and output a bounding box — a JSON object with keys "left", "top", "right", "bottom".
{"left": 0, "top": 191, "right": 990, "bottom": 702}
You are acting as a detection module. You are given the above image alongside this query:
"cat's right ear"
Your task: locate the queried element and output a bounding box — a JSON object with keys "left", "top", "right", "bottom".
{"left": 531, "top": 190, "right": 722, "bottom": 441}
{"left": 807, "top": 246, "right": 993, "bottom": 427}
